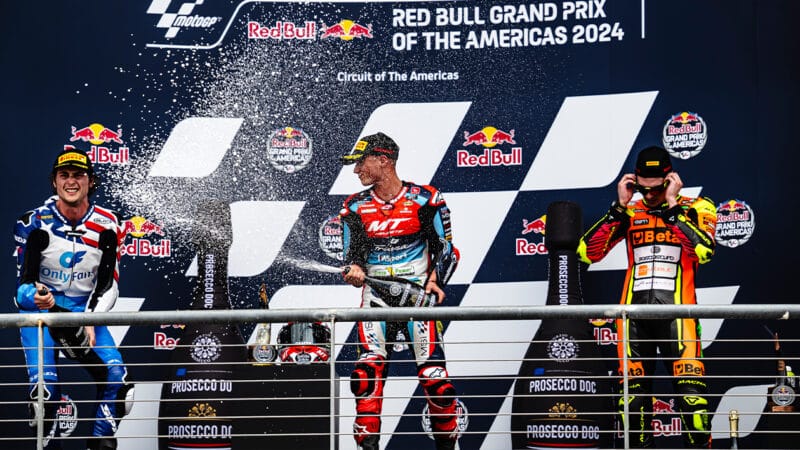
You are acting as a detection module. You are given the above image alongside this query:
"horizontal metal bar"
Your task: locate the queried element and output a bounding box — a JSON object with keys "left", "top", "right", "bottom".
{"left": 1, "top": 304, "right": 798, "bottom": 328}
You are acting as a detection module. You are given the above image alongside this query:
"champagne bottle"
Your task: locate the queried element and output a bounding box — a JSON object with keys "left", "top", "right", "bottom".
{"left": 343, "top": 266, "right": 436, "bottom": 307}
{"left": 728, "top": 410, "right": 739, "bottom": 449}
{"left": 41, "top": 286, "right": 90, "bottom": 360}
{"left": 767, "top": 331, "right": 796, "bottom": 411}
{"left": 248, "top": 283, "right": 277, "bottom": 364}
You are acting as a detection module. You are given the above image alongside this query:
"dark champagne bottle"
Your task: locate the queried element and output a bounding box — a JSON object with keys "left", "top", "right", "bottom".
{"left": 728, "top": 410, "right": 739, "bottom": 449}
{"left": 45, "top": 291, "right": 91, "bottom": 360}
{"left": 344, "top": 267, "right": 436, "bottom": 307}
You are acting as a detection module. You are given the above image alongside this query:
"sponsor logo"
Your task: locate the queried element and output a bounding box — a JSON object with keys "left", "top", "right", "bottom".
{"left": 458, "top": 126, "right": 522, "bottom": 167}
{"left": 715, "top": 199, "right": 755, "bottom": 248}
{"left": 121, "top": 216, "right": 171, "bottom": 258}
{"left": 146, "top": 0, "right": 222, "bottom": 40}
{"left": 171, "top": 379, "right": 233, "bottom": 394}
{"left": 59, "top": 251, "right": 86, "bottom": 269}
{"left": 266, "top": 126, "right": 313, "bottom": 173}
{"left": 421, "top": 398, "right": 468, "bottom": 440}
{"left": 320, "top": 20, "right": 373, "bottom": 40}
{"left": 521, "top": 215, "right": 546, "bottom": 235}
{"left": 247, "top": 21, "right": 316, "bottom": 40}
{"left": 662, "top": 111, "right": 707, "bottom": 159}
{"left": 66, "top": 123, "right": 129, "bottom": 165}
{"left": 154, "top": 331, "right": 180, "bottom": 350}
{"left": 56, "top": 394, "right": 78, "bottom": 437}
{"left": 190, "top": 333, "right": 222, "bottom": 363}
{"left": 547, "top": 333, "right": 578, "bottom": 362}
{"left": 631, "top": 229, "right": 681, "bottom": 245}
{"left": 318, "top": 215, "right": 343, "bottom": 261}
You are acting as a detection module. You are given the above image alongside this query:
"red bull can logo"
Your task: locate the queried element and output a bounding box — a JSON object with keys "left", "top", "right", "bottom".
{"left": 121, "top": 216, "right": 171, "bottom": 258}
{"left": 320, "top": 20, "right": 373, "bottom": 40}
{"left": 661, "top": 111, "right": 707, "bottom": 160}
{"left": 66, "top": 123, "right": 129, "bottom": 165}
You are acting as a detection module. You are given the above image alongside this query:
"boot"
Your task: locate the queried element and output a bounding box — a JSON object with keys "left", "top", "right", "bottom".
{"left": 358, "top": 433, "right": 380, "bottom": 450}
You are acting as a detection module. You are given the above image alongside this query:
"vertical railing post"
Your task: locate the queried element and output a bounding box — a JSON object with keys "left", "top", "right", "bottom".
{"left": 329, "top": 317, "right": 336, "bottom": 450}
{"left": 621, "top": 310, "right": 629, "bottom": 450}
{"left": 36, "top": 320, "right": 45, "bottom": 450}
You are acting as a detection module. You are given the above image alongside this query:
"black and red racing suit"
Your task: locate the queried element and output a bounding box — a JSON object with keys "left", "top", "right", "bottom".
{"left": 578, "top": 195, "right": 717, "bottom": 448}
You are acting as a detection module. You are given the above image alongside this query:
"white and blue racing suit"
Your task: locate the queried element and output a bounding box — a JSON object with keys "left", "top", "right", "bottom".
{"left": 14, "top": 196, "right": 129, "bottom": 446}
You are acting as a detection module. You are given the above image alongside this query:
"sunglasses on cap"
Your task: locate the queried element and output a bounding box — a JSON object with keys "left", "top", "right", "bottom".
{"left": 631, "top": 180, "right": 669, "bottom": 194}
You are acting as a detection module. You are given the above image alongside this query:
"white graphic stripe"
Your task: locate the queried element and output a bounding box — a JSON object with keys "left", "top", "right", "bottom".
{"left": 329, "top": 102, "right": 471, "bottom": 195}
{"left": 445, "top": 191, "right": 518, "bottom": 285}
{"left": 711, "top": 384, "right": 770, "bottom": 439}
{"left": 443, "top": 281, "right": 546, "bottom": 376}
{"left": 149, "top": 117, "right": 243, "bottom": 178}
{"left": 520, "top": 91, "right": 658, "bottom": 191}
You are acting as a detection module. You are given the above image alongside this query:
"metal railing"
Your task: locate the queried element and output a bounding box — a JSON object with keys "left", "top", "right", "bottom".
{"left": 1, "top": 304, "right": 798, "bottom": 450}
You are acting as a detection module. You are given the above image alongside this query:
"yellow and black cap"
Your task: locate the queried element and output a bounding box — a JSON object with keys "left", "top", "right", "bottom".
{"left": 52, "top": 148, "right": 93, "bottom": 174}
{"left": 340, "top": 132, "right": 399, "bottom": 165}
{"left": 635, "top": 145, "right": 672, "bottom": 178}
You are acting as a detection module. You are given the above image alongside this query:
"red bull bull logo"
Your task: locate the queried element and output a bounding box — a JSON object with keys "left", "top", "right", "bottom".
{"left": 516, "top": 214, "right": 548, "bottom": 255}
{"left": 462, "top": 126, "right": 516, "bottom": 148}
{"left": 121, "top": 216, "right": 171, "bottom": 258}
{"left": 320, "top": 20, "right": 373, "bottom": 40}
{"left": 652, "top": 397, "right": 675, "bottom": 415}
{"left": 66, "top": 123, "right": 129, "bottom": 165}
{"left": 521, "top": 215, "right": 547, "bottom": 235}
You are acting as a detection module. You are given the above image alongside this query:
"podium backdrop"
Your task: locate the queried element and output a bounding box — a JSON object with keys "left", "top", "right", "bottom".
{"left": 1, "top": 1, "right": 798, "bottom": 448}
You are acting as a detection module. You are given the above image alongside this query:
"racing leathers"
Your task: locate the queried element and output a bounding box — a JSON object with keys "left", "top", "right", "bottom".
{"left": 340, "top": 182, "right": 459, "bottom": 450}
{"left": 578, "top": 195, "right": 716, "bottom": 448}
{"left": 14, "top": 196, "right": 131, "bottom": 449}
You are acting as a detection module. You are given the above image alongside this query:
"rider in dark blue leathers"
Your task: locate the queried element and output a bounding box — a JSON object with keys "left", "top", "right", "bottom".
{"left": 14, "top": 148, "right": 132, "bottom": 450}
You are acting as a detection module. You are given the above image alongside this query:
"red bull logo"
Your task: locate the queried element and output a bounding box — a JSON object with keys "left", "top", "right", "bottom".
{"left": 247, "top": 20, "right": 316, "bottom": 40}
{"left": 66, "top": 123, "right": 129, "bottom": 165}
{"left": 121, "top": 216, "right": 171, "bottom": 258}
{"left": 521, "top": 215, "right": 547, "bottom": 235}
{"left": 121, "top": 216, "right": 164, "bottom": 238}
{"left": 462, "top": 126, "right": 516, "bottom": 148}
{"left": 69, "top": 123, "right": 123, "bottom": 145}
{"left": 652, "top": 397, "right": 675, "bottom": 414}
{"left": 320, "top": 20, "right": 373, "bottom": 40}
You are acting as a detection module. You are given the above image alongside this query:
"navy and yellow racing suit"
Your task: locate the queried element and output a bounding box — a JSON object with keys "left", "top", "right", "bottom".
{"left": 340, "top": 182, "right": 459, "bottom": 449}
{"left": 578, "top": 195, "right": 716, "bottom": 448}
{"left": 14, "top": 196, "right": 131, "bottom": 448}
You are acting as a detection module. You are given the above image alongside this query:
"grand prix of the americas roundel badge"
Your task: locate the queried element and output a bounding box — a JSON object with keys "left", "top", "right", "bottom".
{"left": 715, "top": 199, "right": 755, "bottom": 248}
{"left": 318, "top": 215, "right": 343, "bottom": 261}
{"left": 662, "top": 111, "right": 708, "bottom": 160}
{"left": 266, "top": 126, "right": 313, "bottom": 173}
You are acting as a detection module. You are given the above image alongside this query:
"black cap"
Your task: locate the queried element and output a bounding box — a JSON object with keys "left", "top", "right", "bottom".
{"left": 340, "top": 132, "right": 399, "bottom": 165}
{"left": 52, "top": 148, "right": 93, "bottom": 174}
{"left": 635, "top": 146, "right": 672, "bottom": 178}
